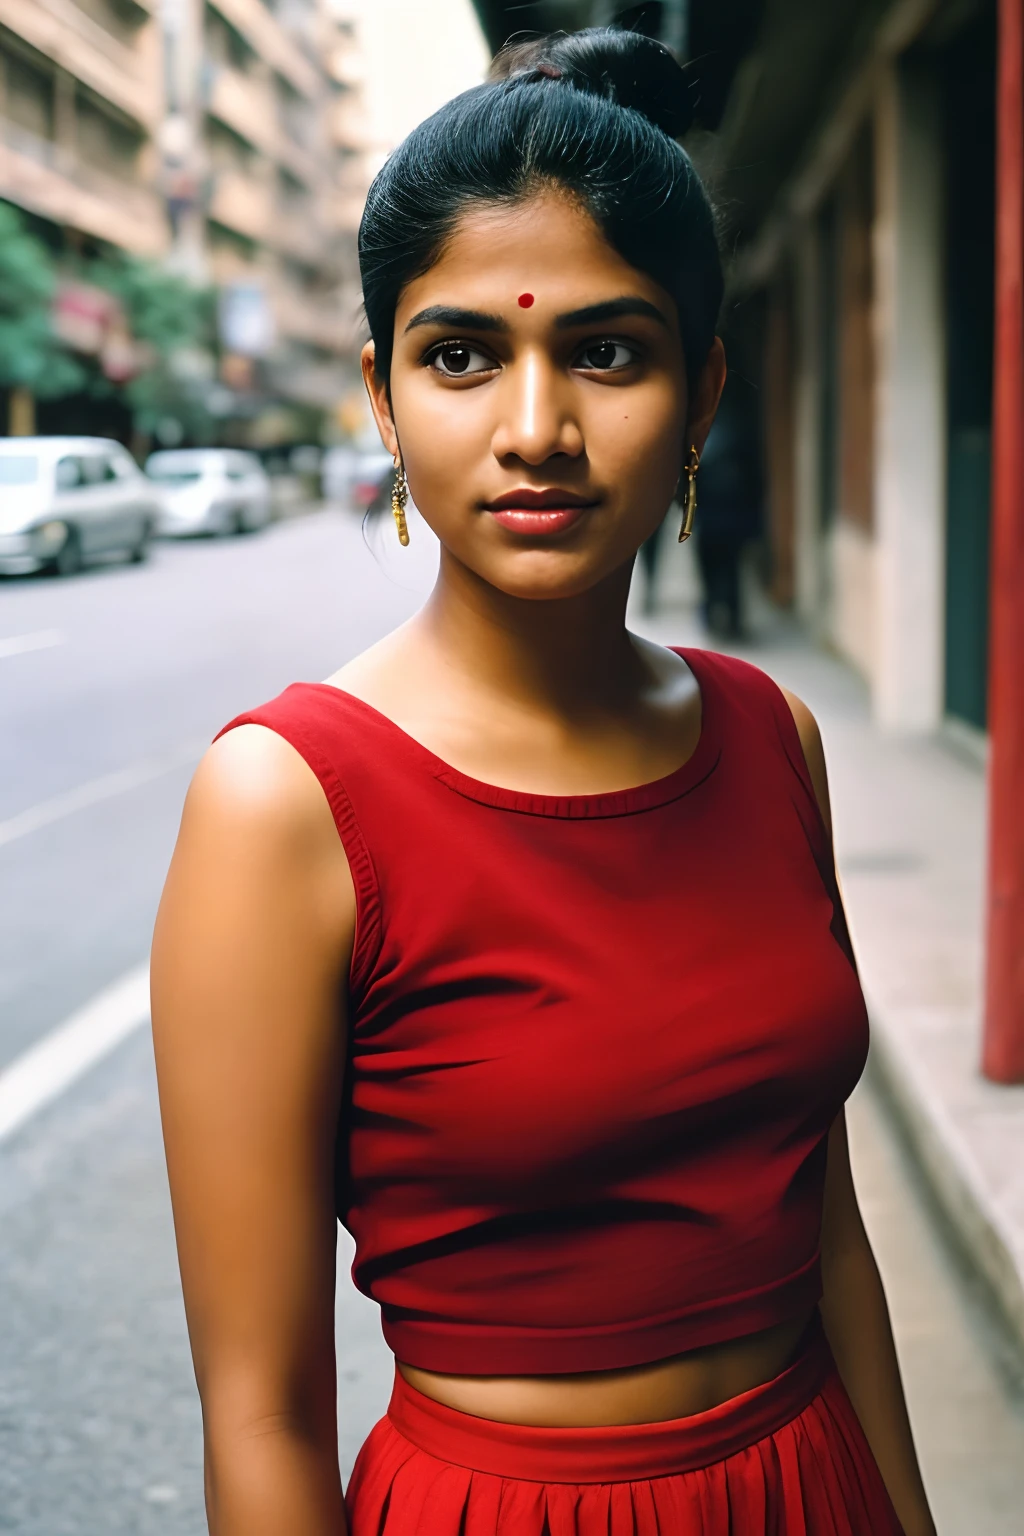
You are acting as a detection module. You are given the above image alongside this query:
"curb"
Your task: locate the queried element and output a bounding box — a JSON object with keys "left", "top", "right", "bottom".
{"left": 866, "top": 1003, "right": 1024, "bottom": 1355}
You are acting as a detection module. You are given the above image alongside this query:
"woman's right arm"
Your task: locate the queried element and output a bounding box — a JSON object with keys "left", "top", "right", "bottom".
{"left": 151, "top": 725, "right": 355, "bottom": 1535}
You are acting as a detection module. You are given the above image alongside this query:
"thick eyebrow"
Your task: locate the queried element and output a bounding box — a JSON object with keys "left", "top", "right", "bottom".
{"left": 404, "top": 305, "right": 509, "bottom": 334}
{"left": 555, "top": 297, "right": 670, "bottom": 330}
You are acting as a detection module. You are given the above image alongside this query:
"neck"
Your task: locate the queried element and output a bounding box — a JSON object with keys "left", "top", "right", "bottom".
{"left": 414, "top": 547, "right": 645, "bottom": 719}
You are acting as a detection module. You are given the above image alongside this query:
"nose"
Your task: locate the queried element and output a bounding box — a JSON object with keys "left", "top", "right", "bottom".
{"left": 490, "top": 350, "right": 584, "bottom": 467}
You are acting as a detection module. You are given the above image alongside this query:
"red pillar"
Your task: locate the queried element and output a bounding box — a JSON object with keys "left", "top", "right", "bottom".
{"left": 983, "top": 0, "right": 1024, "bottom": 1082}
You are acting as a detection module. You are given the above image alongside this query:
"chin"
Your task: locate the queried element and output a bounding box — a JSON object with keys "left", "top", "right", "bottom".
{"left": 477, "top": 549, "right": 626, "bottom": 603}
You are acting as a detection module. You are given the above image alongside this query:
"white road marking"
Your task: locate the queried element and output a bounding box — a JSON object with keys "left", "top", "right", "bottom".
{"left": 0, "top": 964, "right": 150, "bottom": 1144}
{"left": 0, "top": 628, "right": 64, "bottom": 659}
{"left": 0, "top": 741, "right": 206, "bottom": 850}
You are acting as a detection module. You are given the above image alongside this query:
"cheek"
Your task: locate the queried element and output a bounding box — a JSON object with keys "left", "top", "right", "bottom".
{"left": 588, "top": 388, "right": 684, "bottom": 486}
{"left": 390, "top": 376, "right": 490, "bottom": 500}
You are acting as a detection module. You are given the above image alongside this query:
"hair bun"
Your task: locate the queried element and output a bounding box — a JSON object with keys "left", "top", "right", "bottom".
{"left": 494, "top": 28, "right": 698, "bottom": 140}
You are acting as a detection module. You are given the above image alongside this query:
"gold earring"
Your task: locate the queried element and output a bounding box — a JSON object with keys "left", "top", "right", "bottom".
{"left": 391, "top": 459, "right": 410, "bottom": 546}
{"left": 678, "top": 444, "right": 699, "bottom": 542}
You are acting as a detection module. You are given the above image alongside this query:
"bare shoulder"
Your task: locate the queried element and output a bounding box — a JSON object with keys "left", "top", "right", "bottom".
{"left": 168, "top": 724, "right": 355, "bottom": 942}
{"left": 186, "top": 723, "right": 333, "bottom": 838}
{"left": 778, "top": 687, "right": 833, "bottom": 838}
{"left": 778, "top": 687, "right": 824, "bottom": 768}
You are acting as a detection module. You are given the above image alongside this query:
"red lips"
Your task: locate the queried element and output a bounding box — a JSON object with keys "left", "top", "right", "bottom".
{"left": 485, "top": 488, "right": 596, "bottom": 511}
{"left": 483, "top": 488, "right": 598, "bottom": 537}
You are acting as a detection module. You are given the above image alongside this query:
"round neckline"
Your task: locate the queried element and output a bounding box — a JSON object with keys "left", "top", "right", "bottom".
{"left": 303, "top": 646, "right": 721, "bottom": 820}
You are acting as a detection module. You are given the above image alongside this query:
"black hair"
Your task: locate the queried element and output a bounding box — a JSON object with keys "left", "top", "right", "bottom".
{"left": 358, "top": 28, "right": 722, "bottom": 397}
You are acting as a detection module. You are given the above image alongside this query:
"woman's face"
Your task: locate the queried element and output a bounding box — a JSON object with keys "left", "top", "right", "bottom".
{"left": 363, "top": 187, "right": 725, "bottom": 601}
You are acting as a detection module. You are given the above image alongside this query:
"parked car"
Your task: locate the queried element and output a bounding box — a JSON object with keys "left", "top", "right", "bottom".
{"left": 145, "top": 449, "right": 272, "bottom": 537}
{"left": 351, "top": 451, "right": 395, "bottom": 514}
{"left": 321, "top": 444, "right": 356, "bottom": 504}
{"left": 320, "top": 446, "right": 394, "bottom": 513}
{"left": 0, "top": 436, "right": 158, "bottom": 577}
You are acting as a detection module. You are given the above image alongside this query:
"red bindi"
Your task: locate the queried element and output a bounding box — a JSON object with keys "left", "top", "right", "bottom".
{"left": 518, "top": 292, "right": 535, "bottom": 308}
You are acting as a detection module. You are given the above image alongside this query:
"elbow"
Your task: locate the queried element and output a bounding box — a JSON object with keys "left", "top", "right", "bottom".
{"left": 201, "top": 1370, "right": 338, "bottom": 1452}
{"left": 201, "top": 1390, "right": 344, "bottom": 1535}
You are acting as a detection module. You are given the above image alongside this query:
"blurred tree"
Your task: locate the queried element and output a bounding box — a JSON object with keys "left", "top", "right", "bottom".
{"left": 0, "top": 203, "right": 85, "bottom": 404}
{"left": 91, "top": 254, "right": 214, "bottom": 363}
{"left": 1, "top": 202, "right": 218, "bottom": 443}
{"left": 80, "top": 252, "right": 220, "bottom": 444}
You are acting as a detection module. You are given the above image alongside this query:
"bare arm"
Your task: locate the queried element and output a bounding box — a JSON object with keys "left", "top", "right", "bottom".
{"left": 152, "top": 725, "right": 355, "bottom": 1535}
{"left": 782, "top": 689, "right": 935, "bottom": 1536}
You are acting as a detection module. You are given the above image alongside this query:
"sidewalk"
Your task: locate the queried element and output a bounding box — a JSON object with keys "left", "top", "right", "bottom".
{"left": 630, "top": 566, "right": 1024, "bottom": 1361}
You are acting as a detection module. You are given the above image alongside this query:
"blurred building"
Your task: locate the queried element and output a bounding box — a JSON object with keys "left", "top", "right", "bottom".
{"left": 176, "top": 0, "right": 490, "bottom": 439}
{"left": 161, "top": 0, "right": 361, "bottom": 435}
{"left": 0, "top": 0, "right": 356, "bottom": 439}
{"left": 0, "top": 0, "right": 167, "bottom": 255}
{"left": 0, "top": 0, "right": 490, "bottom": 443}
{"left": 712, "top": 0, "right": 999, "bottom": 747}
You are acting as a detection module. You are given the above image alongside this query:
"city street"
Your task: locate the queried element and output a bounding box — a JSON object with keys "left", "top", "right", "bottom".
{"left": 1, "top": 511, "right": 1023, "bottom": 1533}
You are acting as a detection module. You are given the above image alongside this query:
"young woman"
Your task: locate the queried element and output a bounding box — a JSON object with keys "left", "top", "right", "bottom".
{"left": 152, "top": 29, "right": 936, "bottom": 1536}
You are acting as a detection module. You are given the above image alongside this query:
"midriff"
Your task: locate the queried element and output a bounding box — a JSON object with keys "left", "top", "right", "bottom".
{"left": 399, "top": 1309, "right": 815, "bottom": 1428}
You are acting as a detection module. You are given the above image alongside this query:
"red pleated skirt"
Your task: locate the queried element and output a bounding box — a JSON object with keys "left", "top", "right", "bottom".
{"left": 345, "top": 1323, "right": 904, "bottom": 1534}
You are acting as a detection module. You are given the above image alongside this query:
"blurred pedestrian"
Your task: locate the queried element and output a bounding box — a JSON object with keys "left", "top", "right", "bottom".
{"left": 694, "top": 373, "right": 762, "bottom": 638}
{"left": 152, "top": 29, "right": 934, "bottom": 1536}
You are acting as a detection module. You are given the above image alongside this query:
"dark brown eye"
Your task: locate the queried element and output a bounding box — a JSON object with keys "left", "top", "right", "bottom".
{"left": 429, "top": 343, "right": 492, "bottom": 378}
{"left": 579, "top": 341, "right": 635, "bottom": 370}
{"left": 440, "top": 344, "right": 471, "bottom": 373}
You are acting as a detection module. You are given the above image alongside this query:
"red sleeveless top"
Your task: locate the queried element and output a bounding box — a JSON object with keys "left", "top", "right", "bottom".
{"left": 219, "top": 648, "right": 868, "bottom": 1376}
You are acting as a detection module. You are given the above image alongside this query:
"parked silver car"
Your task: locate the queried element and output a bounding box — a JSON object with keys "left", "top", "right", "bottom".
{"left": 321, "top": 447, "right": 394, "bottom": 513}
{"left": 146, "top": 449, "right": 272, "bottom": 537}
{"left": 0, "top": 436, "right": 158, "bottom": 577}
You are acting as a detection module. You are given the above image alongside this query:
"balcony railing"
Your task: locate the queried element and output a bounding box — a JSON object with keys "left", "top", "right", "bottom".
{"left": 274, "top": 200, "right": 328, "bottom": 266}
{"left": 205, "top": 169, "right": 336, "bottom": 272}
{"left": 206, "top": 0, "right": 319, "bottom": 100}
{"left": 0, "top": 119, "right": 167, "bottom": 253}
{"left": 272, "top": 284, "right": 354, "bottom": 353}
{"left": 207, "top": 169, "right": 276, "bottom": 244}
{"left": 204, "top": 65, "right": 319, "bottom": 187}
{"left": 204, "top": 65, "right": 277, "bottom": 152}
{"left": 0, "top": 0, "right": 159, "bottom": 129}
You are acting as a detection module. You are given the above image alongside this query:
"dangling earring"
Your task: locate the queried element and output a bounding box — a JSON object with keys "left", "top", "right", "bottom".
{"left": 391, "top": 458, "right": 410, "bottom": 546}
{"left": 678, "top": 444, "right": 700, "bottom": 542}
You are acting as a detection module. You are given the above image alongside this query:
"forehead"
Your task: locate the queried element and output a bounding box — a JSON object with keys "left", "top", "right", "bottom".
{"left": 395, "top": 188, "right": 676, "bottom": 325}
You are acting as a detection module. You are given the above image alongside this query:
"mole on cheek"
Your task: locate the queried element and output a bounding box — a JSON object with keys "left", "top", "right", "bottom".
{"left": 518, "top": 293, "right": 535, "bottom": 308}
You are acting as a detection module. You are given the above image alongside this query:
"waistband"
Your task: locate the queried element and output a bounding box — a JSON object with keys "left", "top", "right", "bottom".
{"left": 386, "top": 1317, "right": 834, "bottom": 1484}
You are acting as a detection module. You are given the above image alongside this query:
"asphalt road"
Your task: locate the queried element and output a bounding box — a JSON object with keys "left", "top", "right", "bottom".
{"left": 1, "top": 511, "right": 1022, "bottom": 1532}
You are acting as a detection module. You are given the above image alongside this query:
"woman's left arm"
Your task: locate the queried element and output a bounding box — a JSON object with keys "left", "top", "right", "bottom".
{"left": 782, "top": 689, "right": 936, "bottom": 1536}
